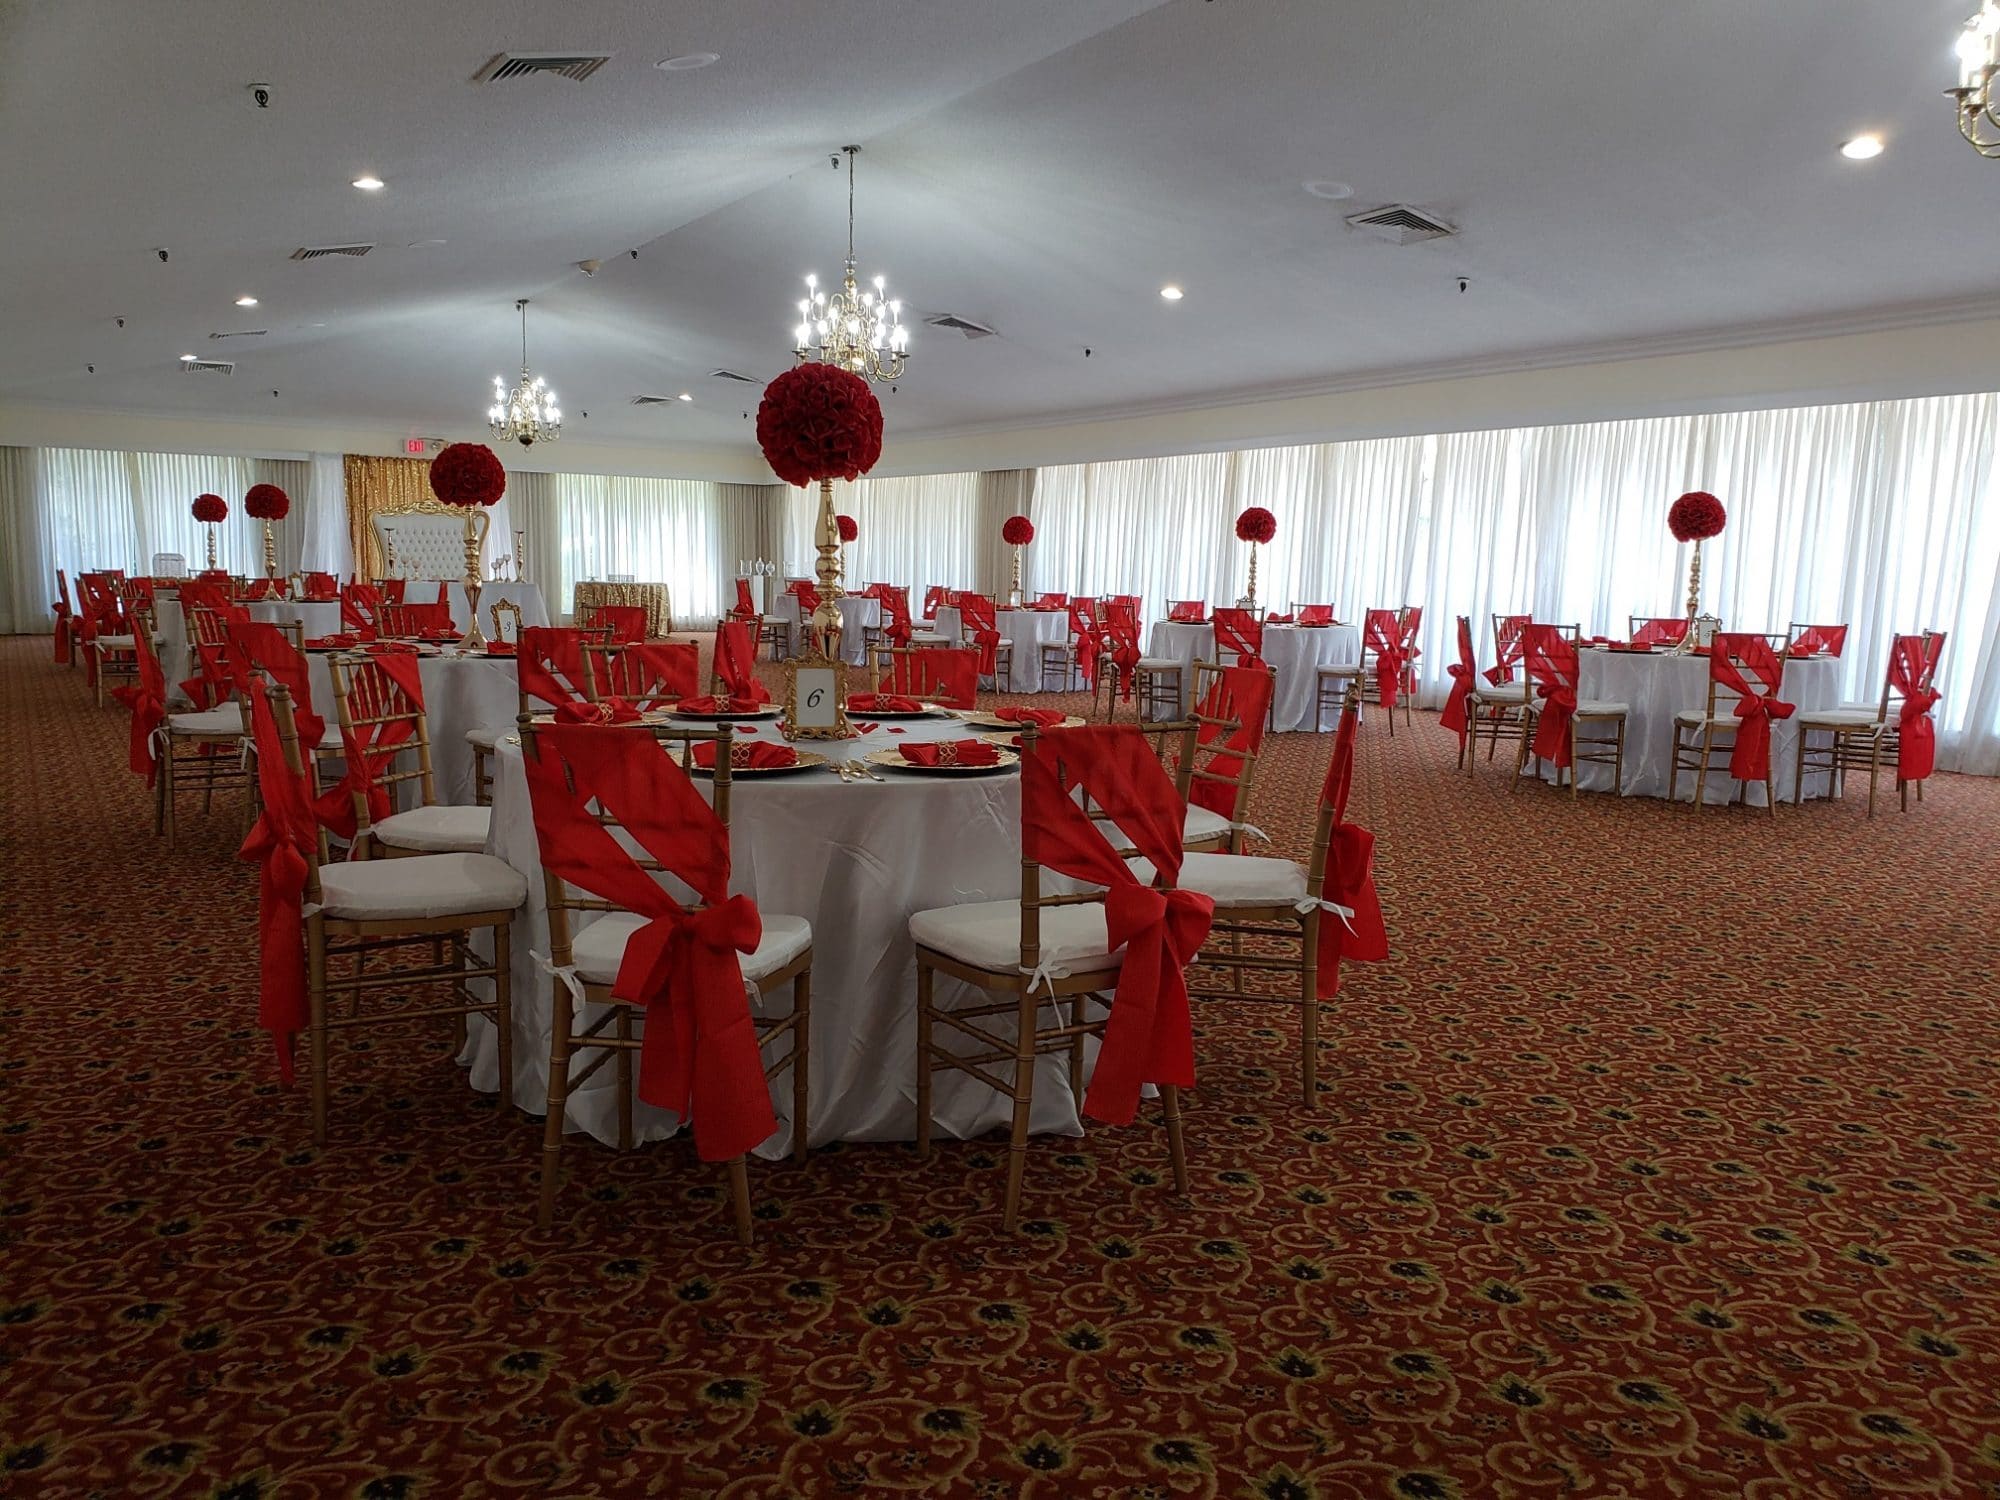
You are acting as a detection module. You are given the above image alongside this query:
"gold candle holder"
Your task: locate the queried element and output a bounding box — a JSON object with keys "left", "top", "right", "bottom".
{"left": 261, "top": 520, "right": 277, "bottom": 579}
{"left": 205, "top": 526, "right": 218, "bottom": 570}
{"left": 1009, "top": 546, "right": 1023, "bottom": 609}
{"left": 1246, "top": 541, "right": 1260, "bottom": 607}
{"left": 458, "top": 509, "right": 491, "bottom": 650}
{"left": 810, "top": 478, "right": 845, "bottom": 658}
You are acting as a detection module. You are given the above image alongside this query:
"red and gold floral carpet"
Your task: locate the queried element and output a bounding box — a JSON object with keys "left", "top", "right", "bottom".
{"left": 3, "top": 637, "right": 1998, "bottom": 1498}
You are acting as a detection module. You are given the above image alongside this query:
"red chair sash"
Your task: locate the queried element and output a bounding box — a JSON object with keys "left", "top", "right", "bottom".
{"left": 115, "top": 631, "right": 170, "bottom": 786}
{"left": 1888, "top": 634, "right": 1939, "bottom": 781}
{"left": 1630, "top": 617, "right": 1688, "bottom": 648}
{"left": 598, "top": 641, "right": 699, "bottom": 707}
{"left": 1789, "top": 624, "right": 1848, "bottom": 657}
{"left": 1363, "top": 610, "right": 1406, "bottom": 708}
{"left": 592, "top": 604, "right": 648, "bottom": 644}
{"left": 1315, "top": 697, "right": 1388, "bottom": 997}
{"left": 1441, "top": 616, "right": 1476, "bottom": 743}
{"left": 316, "top": 651, "right": 428, "bottom": 842}
{"left": 237, "top": 683, "right": 319, "bottom": 1082}
{"left": 1298, "top": 605, "right": 1335, "bottom": 627}
{"left": 957, "top": 595, "right": 1000, "bottom": 676}
{"left": 1486, "top": 614, "right": 1530, "bottom": 684}
{"left": 1711, "top": 633, "right": 1796, "bottom": 782}
{"left": 1168, "top": 601, "right": 1206, "bottom": 623}
{"left": 712, "top": 620, "right": 770, "bottom": 704}
{"left": 921, "top": 584, "right": 947, "bottom": 620}
{"left": 881, "top": 586, "right": 914, "bottom": 648}
{"left": 1067, "top": 599, "right": 1103, "bottom": 688}
{"left": 787, "top": 579, "right": 823, "bottom": 615}
{"left": 1104, "top": 601, "right": 1141, "bottom": 701}
{"left": 886, "top": 647, "right": 978, "bottom": 709}
{"left": 518, "top": 627, "right": 596, "bottom": 710}
{"left": 230, "top": 621, "right": 325, "bottom": 751}
{"left": 523, "top": 725, "right": 775, "bottom": 1161}
{"left": 340, "top": 585, "right": 381, "bottom": 634}
{"left": 1187, "top": 665, "right": 1273, "bottom": 816}
{"left": 1212, "top": 608, "right": 1263, "bottom": 664}
{"left": 1022, "top": 727, "right": 1213, "bottom": 1125}
{"left": 1522, "top": 625, "right": 1580, "bottom": 767}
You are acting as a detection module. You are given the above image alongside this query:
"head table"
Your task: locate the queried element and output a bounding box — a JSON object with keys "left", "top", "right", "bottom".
{"left": 1146, "top": 621, "right": 1362, "bottom": 731}
{"left": 462, "top": 714, "right": 1101, "bottom": 1159}
{"left": 1532, "top": 647, "right": 1844, "bottom": 803}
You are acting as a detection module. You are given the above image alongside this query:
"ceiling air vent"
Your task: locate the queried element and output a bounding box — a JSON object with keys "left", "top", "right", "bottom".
{"left": 473, "top": 52, "right": 611, "bottom": 84}
{"left": 208, "top": 329, "right": 268, "bottom": 340}
{"left": 629, "top": 395, "right": 681, "bottom": 406}
{"left": 289, "top": 243, "right": 373, "bottom": 261}
{"left": 924, "top": 313, "right": 997, "bottom": 339}
{"left": 182, "top": 359, "right": 234, "bottom": 375}
{"left": 709, "top": 368, "right": 759, "bottom": 384}
{"left": 1344, "top": 204, "right": 1456, "bottom": 246}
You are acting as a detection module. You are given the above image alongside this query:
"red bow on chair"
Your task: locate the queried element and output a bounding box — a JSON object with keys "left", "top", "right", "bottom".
{"left": 1021, "top": 727, "right": 1215, "bottom": 1126}
{"left": 114, "top": 634, "right": 169, "bottom": 787}
{"left": 1440, "top": 617, "right": 1476, "bottom": 744}
{"left": 1711, "top": 635, "right": 1795, "bottom": 782}
{"left": 523, "top": 726, "right": 776, "bottom": 1161}
{"left": 1363, "top": 612, "right": 1406, "bottom": 708}
{"left": 1315, "top": 700, "right": 1388, "bottom": 997}
{"left": 1070, "top": 600, "right": 1102, "bottom": 688}
{"left": 1887, "top": 635, "right": 1939, "bottom": 782}
{"left": 237, "top": 684, "right": 318, "bottom": 1082}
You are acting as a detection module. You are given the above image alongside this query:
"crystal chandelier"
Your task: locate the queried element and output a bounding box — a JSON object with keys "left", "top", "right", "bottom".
{"left": 1950, "top": 2, "right": 2000, "bottom": 156}
{"left": 488, "top": 298, "right": 561, "bottom": 447}
{"left": 792, "top": 145, "right": 910, "bottom": 382}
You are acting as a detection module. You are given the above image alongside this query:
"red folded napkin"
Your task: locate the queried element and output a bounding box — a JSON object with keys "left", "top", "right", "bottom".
{"left": 554, "top": 696, "right": 642, "bottom": 725}
{"left": 995, "top": 706, "right": 1064, "bottom": 727}
{"left": 899, "top": 739, "right": 1001, "bottom": 767}
{"left": 677, "top": 695, "right": 761, "bottom": 714}
{"left": 1263, "top": 612, "right": 1296, "bottom": 625}
{"left": 419, "top": 628, "right": 460, "bottom": 642}
{"left": 362, "top": 641, "right": 419, "bottom": 655}
{"left": 688, "top": 741, "right": 799, "bottom": 770}
{"left": 484, "top": 641, "right": 518, "bottom": 656}
{"left": 304, "top": 633, "right": 365, "bottom": 649}
{"left": 848, "top": 692, "right": 923, "bottom": 712}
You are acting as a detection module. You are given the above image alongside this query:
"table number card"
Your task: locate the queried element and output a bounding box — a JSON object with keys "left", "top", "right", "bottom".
{"left": 783, "top": 649, "right": 851, "bottom": 741}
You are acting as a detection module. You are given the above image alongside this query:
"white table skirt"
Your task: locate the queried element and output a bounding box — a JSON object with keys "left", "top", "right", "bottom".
{"left": 1145, "top": 621, "right": 1362, "bottom": 731}
{"left": 1546, "top": 648, "right": 1844, "bottom": 803}
{"left": 152, "top": 600, "right": 193, "bottom": 707}
{"left": 772, "top": 594, "right": 881, "bottom": 666}
{"left": 461, "top": 715, "right": 1105, "bottom": 1158}
{"left": 933, "top": 607, "right": 1070, "bottom": 692}
{"left": 249, "top": 600, "right": 343, "bottom": 639}
{"left": 304, "top": 650, "right": 521, "bottom": 805}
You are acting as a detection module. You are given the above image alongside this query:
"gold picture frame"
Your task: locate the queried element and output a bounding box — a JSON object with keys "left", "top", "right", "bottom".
{"left": 489, "top": 598, "right": 524, "bottom": 645}
{"left": 782, "top": 648, "right": 852, "bottom": 741}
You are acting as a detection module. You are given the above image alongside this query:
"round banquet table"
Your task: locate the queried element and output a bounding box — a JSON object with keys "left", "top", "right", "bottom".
{"left": 933, "top": 606, "right": 1071, "bottom": 692}
{"left": 771, "top": 594, "right": 881, "bottom": 666}
{"left": 1540, "top": 647, "right": 1843, "bottom": 803}
{"left": 1145, "top": 621, "right": 1362, "bottom": 731}
{"left": 304, "top": 648, "right": 521, "bottom": 805}
{"left": 462, "top": 713, "right": 1106, "bottom": 1159}
{"left": 249, "top": 599, "right": 343, "bottom": 638}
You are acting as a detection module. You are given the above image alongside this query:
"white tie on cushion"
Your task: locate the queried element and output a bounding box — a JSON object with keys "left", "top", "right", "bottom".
{"left": 370, "top": 804, "right": 493, "bottom": 854}
{"left": 1128, "top": 852, "right": 1307, "bottom": 907}
{"left": 316, "top": 852, "right": 527, "bottom": 921}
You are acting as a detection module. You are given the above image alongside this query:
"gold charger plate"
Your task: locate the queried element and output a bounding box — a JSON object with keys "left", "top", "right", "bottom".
{"left": 952, "top": 710, "right": 1086, "bottom": 730}
{"left": 862, "top": 745, "right": 1020, "bottom": 776}
{"left": 680, "top": 749, "right": 827, "bottom": 778}
{"left": 669, "top": 705, "right": 784, "bottom": 721}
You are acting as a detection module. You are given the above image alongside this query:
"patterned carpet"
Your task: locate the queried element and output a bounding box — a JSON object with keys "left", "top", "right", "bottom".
{"left": 3, "top": 635, "right": 1998, "bottom": 1499}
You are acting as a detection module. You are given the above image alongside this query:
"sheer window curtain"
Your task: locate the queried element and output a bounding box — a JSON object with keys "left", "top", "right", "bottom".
{"left": 553, "top": 473, "right": 727, "bottom": 627}
{"left": 780, "top": 472, "right": 982, "bottom": 597}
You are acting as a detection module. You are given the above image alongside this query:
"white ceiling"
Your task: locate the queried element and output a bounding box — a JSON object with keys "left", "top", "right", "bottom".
{"left": 4, "top": 0, "right": 1997, "bottom": 464}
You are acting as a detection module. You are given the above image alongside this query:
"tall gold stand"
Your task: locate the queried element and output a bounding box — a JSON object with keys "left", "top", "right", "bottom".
{"left": 1009, "top": 546, "right": 1024, "bottom": 609}
{"left": 261, "top": 520, "right": 277, "bottom": 579}
{"left": 458, "top": 510, "right": 492, "bottom": 650}
{"left": 810, "top": 478, "right": 845, "bottom": 658}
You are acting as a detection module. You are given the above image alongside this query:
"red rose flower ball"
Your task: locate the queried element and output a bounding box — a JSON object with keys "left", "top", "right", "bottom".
{"left": 756, "top": 362, "right": 884, "bottom": 487}
{"left": 836, "top": 513, "right": 859, "bottom": 543}
{"left": 1002, "top": 514, "right": 1035, "bottom": 546}
{"left": 1667, "top": 491, "right": 1726, "bottom": 542}
{"left": 191, "top": 493, "right": 228, "bottom": 523}
{"left": 244, "top": 483, "right": 290, "bottom": 520}
{"left": 1235, "top": 506, "right": 1277, "bottom": 545}
{"left": 429, "top": 442, "right": 507, "bottom": 508}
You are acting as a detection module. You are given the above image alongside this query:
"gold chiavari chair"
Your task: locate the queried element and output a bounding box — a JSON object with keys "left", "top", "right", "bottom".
{"left": 911, "top": 722, "right": 1191, "bottom": 1231}
{"left": 1668, "top": 634, "right": 1778, "bottom": 816}
{"left": 326, "top": 654, "right": 492, "bottom": 857}
{"left": 1511, "top": 625, "right": 1628, "bottom": 799}
{"left": 95, "top": 586, "right": 152, "bottom": 708}
{"left": 1175, "top": 661, "right": 1272, "bottom": 852}
{"left": 135, "top": 620, "right": 254, "bottom": 847}
{"left": 521, "top": 719, "right": 813, "bottom": 1239}
{"left": 1462, "top": 613, "right": 1535, "bottom": 770}
{"left": 580, "top": 640, "right": 700, "bottom": 707}
{"left": 1793, "top": 630, "right": 1945, "bottom": 817}
{"left": 261, "top": 684, "right": 526, "bottom": 1147}
{"left": 467, "top": 624, "right": 613, "bottom": 806}
{"left": 868, "top": 645, "right": 979, "bottom": 708}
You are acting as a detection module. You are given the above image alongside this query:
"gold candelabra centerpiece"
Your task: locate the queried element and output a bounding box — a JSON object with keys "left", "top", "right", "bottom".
{"left": 1952, "top": 3, "right": 2000, "bottom": 155}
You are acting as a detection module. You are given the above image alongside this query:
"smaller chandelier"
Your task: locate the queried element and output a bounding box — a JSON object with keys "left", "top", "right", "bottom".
{"left": 792, "top": 145, "right": 909, "bottom": 382}
{"left": 489, "top": 298, "right": 561, "bottom": 447}
{"left": 1950, "top": 2, "right": 2000, "bottom": 156}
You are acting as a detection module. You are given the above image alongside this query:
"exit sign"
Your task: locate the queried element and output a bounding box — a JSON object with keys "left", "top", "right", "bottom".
{"left": 404, "top": 439, "right": 427, "bottom": 455}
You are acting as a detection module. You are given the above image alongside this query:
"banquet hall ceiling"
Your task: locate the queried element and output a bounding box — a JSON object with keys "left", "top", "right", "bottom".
{"left": 3, "top": 0, "right": 1997, "bottom": 458}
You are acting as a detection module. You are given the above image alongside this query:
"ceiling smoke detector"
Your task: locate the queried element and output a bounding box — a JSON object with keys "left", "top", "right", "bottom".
{"left": 1344, "top": 203, "right": 1457, "bottom": 245}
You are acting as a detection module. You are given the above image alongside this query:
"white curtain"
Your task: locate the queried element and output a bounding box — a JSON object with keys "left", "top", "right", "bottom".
{"left": 298, "top": 452, "right": 351, "bottom": 577}
{"left": 1033, "top": 393, "right": 2000, "bottom": 773}
{"left": 551, "top": 473, "right": 728, "bottom": 627}
{"left": 31, "top": 447, "right": 284, "bottom": 584}
{"left": 780, "top": 471, "right": 982, "bottom": 597}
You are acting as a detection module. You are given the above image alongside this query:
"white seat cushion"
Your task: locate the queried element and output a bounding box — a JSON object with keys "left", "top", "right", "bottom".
{"left": 97, "top": 633, "right": 137, "bottom": 649}
{"left": 1316, "top": 663, "right": 1361, "bottom": 679}
{"left": 909, "top": 899, "right": 1120, "bottom": 975}
{"left": 1800, "top": 707, "right": 1882, "bottom": 728}
{"left": 1673, "top": 710, "right": 1737, "bottom": 728}
{"left": 1184, "top": 805, "right": 1234, "bottom": 844}
{"left": 569, "top": 909, "right": 813, "bottom": 986}
{"left": 1470, "top": 680, "right": 1530, "bottom": 701}
{"left": 317, "top": 852, "right": 527, "bottom": 921}
{"left": 1136, "top": 657, "right": 1182, "bottom": 670}
{"left": 371, "top": 804, "right": 492, "bottom": 853}
{"left": 168, "top": 706, "right": 244, "bottom": 736}
{"left": 464, "top": 725, "right": 503, "bottom": 750}
{"left": 1573, "top": 699, "right": 1629, "bottom": 716}
{"left": 1131, "top": 852, "right": 1306, "bottom": 907}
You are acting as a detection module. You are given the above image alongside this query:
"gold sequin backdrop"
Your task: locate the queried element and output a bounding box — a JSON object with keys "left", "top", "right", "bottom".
{"left": 344, "top": 455, "right": 447, "bottom": 578}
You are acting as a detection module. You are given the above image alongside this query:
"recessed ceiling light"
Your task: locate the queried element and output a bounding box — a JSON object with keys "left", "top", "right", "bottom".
{"left": 178, "top": 353, "right": 196, "bottom": 361}
{"left": 351, "top": 175, "right": 385, "bottom": 191}
{"left": 1839, "top": 134, "right": 1884, "bottom": 160}
{"left": 1303, "top": 180, "right": 1354, "bottom": 200}
{"left": 234, "top": 295, "right": 259, "bottom": 307}
{"left": 656, "top": 52, "right": 719, "bottom": 70}
{"left": 1159, "top": 284, "right": 1184, "bottom": 301}
{"left": 677, "top": 392, "right": 693, "bottom": 402}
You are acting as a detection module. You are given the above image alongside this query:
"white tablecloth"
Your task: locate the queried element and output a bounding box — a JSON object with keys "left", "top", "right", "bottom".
{"left": 249, "top": 600, "right": 343, "bottom": 638}
{"left": 932, "top": 607, "right": 1072, "bottom": 693}
{"left": 152, "top": 600, "right": 193, "bottom": 707}
{"left": 1144, "top": 621, "right": 1362, "bottom": 731}
{"left": 1549, "top": 648, "right": 1844, "bottom": 803}
{"left": 771, "top": 594, "right": 883, "bottom": 666}
{"left": 304, "top": 650, "right": 521, "bottom": 805}
{"left": 463, "top": 715, "right": 1104, "bottom": 1158}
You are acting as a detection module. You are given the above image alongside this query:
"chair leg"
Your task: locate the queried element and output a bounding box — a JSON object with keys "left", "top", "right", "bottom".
{"left": 727, "top": 1156, "right": 754, "bottom": 1248}
{"left": 537, "top": 985, "right": 574, "bottom": 1231}
{"left": 156, "top": 742, "right": 172, "bottom": 841}
{"left": 493, "top": 921, "right": 513, "bottom": 1115}
{"left": 1614, "top": 718, "right": 1626, "bottom": 794}
{"left": 1693, "top": 727, "right": 1711, "bottom": 809}
{"left": 791, "top": 968, "right": 811, "bottom": 1164}
{"left": 1668, "top": 727, "right": 1681, "bottom": 804}
{"left": 615, "top": 1007, "right": 633, "bottom": 1152}
{"left": 1001, "top": 990, "right": 1038, "bottom": 1232}
{"left": 1868, "top": 738, "right": 1880, "bottom": 819}
{"left": 307, "top": 918, "right": 330, "bottom": 1148}
{"left": 914, "top": 960, "right": 934, "bottom": 1160}
{"left": 1569, "top": 723, "right": 1580, "bottom": 800}
{"left": 1793, "top": 731, "right": 1808, "bottom": 805}
{"left": 1162, "top": 1083, "right": 1189, "bottom": 1195}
